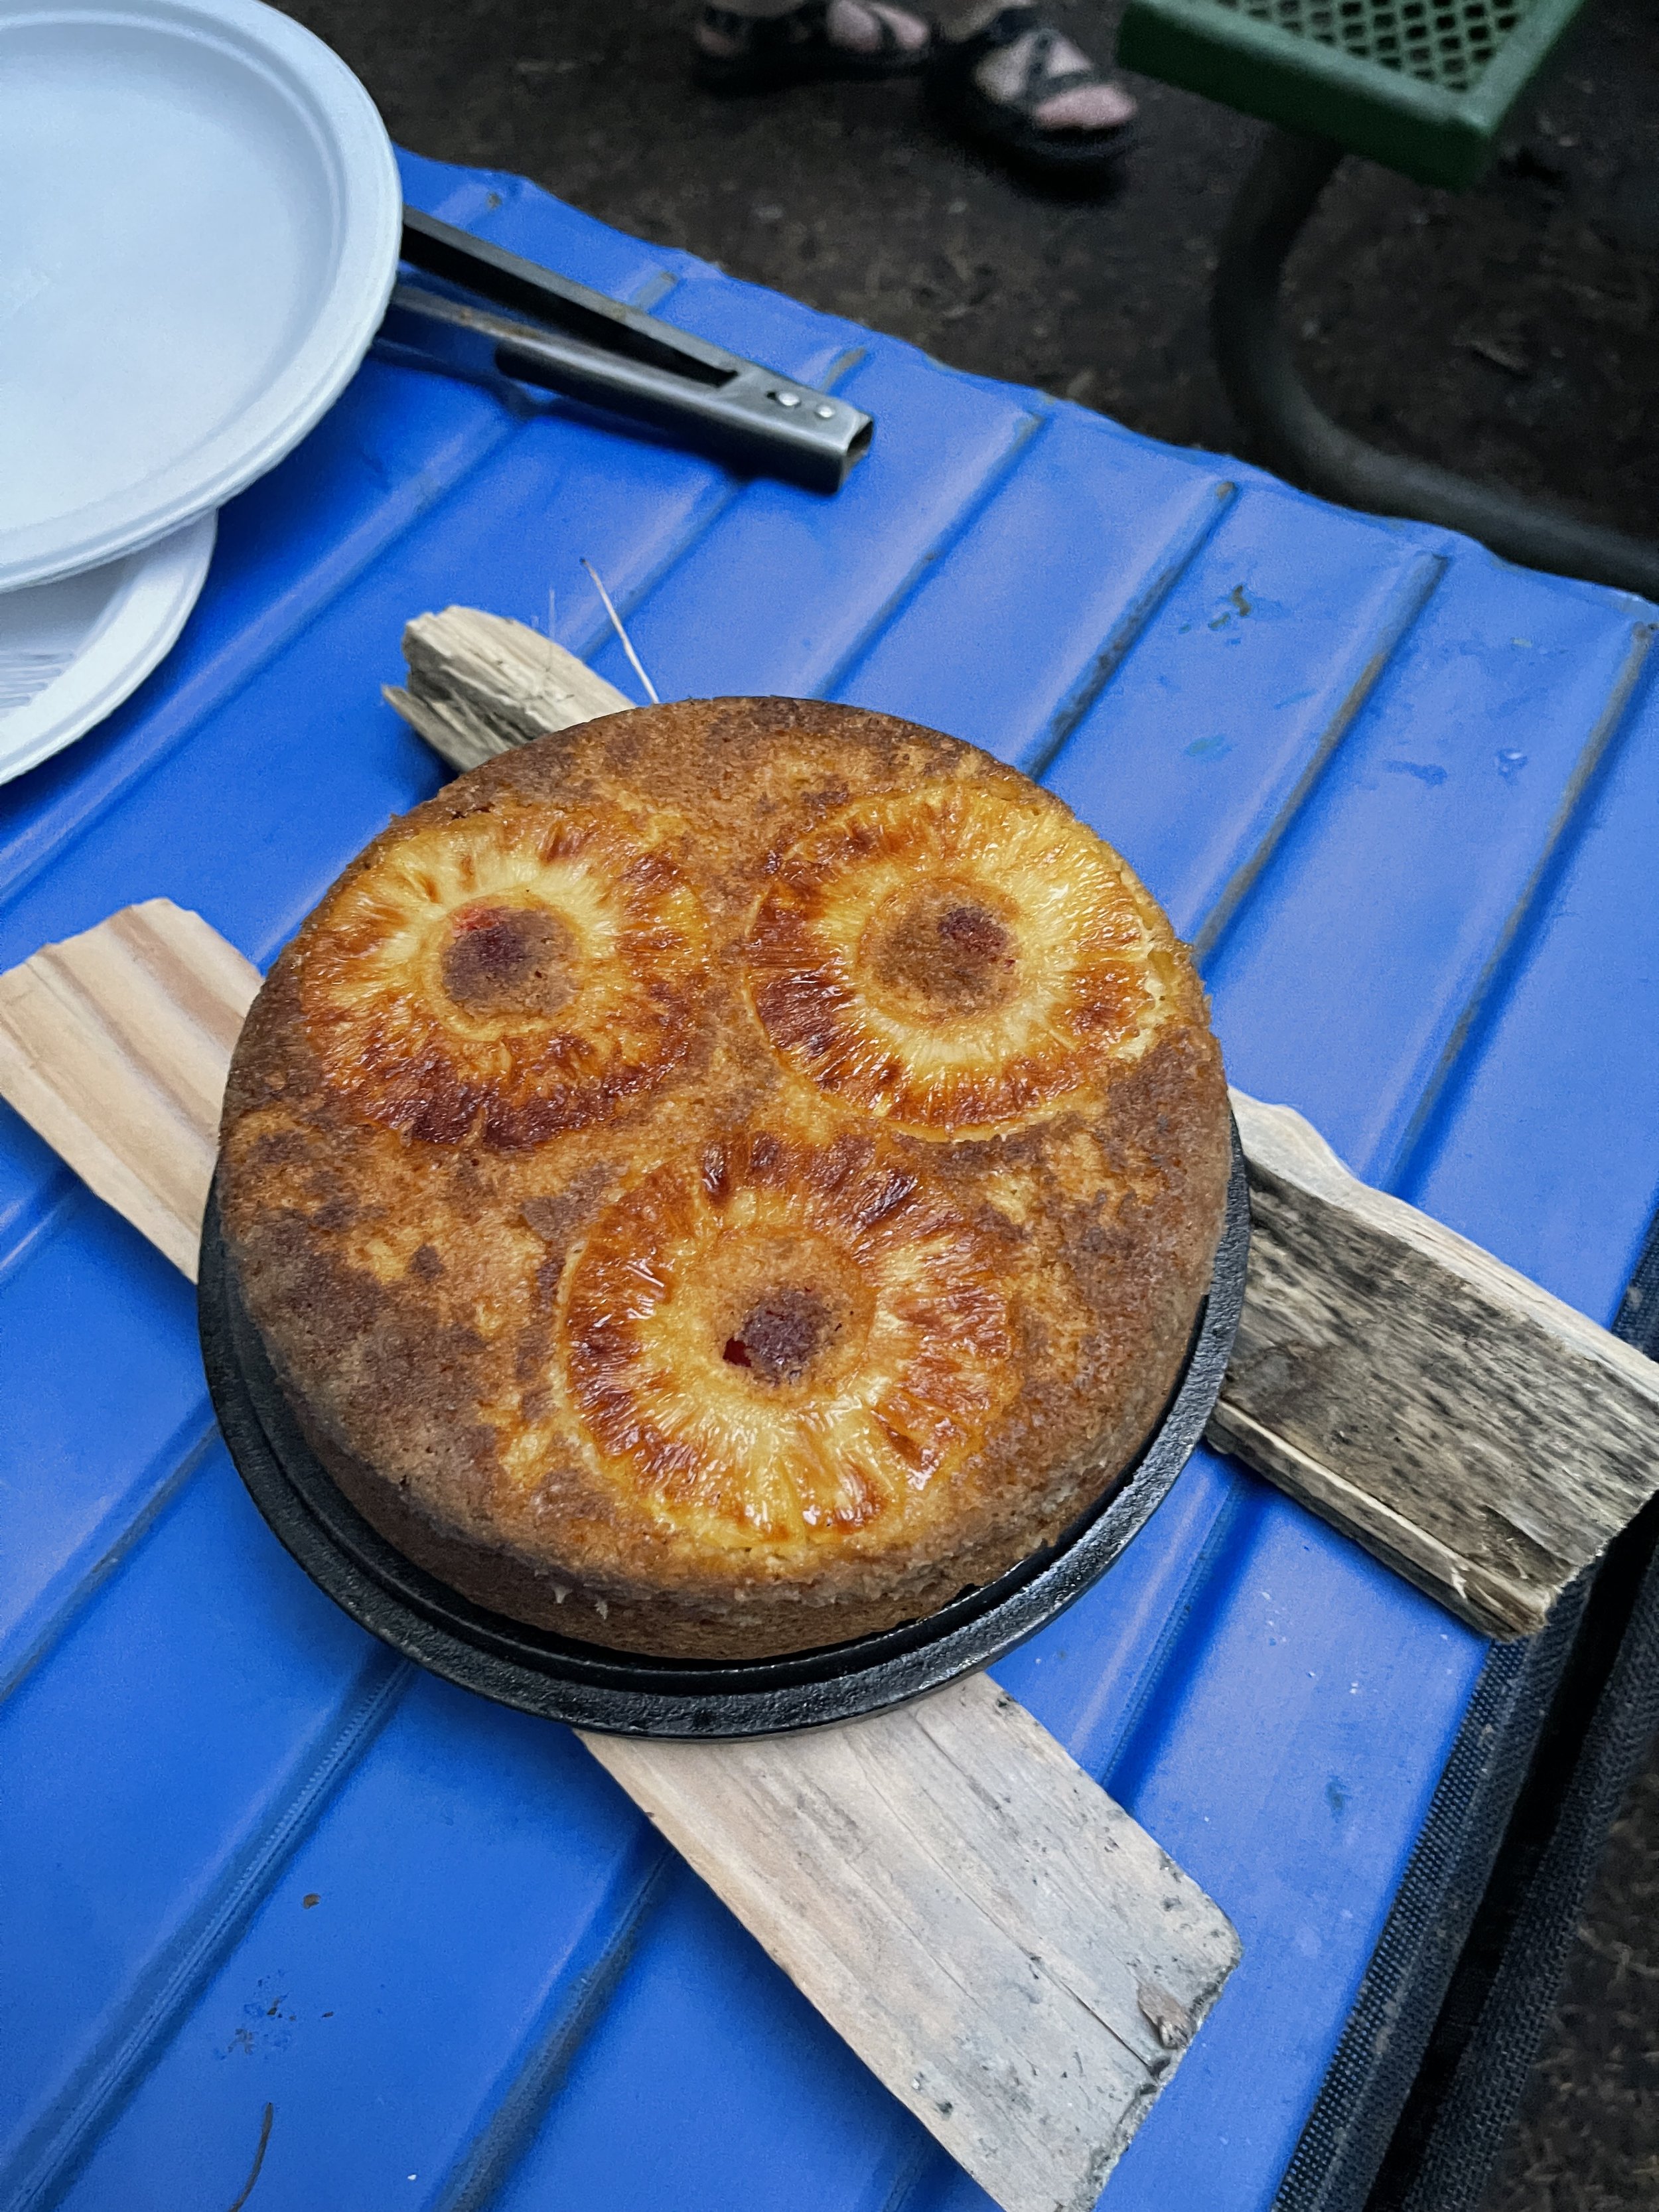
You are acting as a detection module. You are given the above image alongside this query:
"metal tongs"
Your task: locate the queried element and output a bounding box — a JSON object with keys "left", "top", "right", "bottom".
{"left": 389, "top": 208, "right": 873, "bottom": 494}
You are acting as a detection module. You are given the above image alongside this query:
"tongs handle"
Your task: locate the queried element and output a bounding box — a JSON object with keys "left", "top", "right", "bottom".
{"left": 395, "top": 208, "right": 872, "bottom": 494}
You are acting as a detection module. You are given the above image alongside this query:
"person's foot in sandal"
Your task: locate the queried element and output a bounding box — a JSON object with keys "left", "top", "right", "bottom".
{"left": 694, "top": 0, "right": 932, "bottom": 95}
{"left": 926, "top": 2, "right": 1136, "bottom": 188}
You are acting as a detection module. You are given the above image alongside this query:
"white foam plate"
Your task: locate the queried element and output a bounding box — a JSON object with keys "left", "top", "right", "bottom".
{"left": 0, "top": 0, "right": 401, "bottom": 592}
{"left": 0, "top": 514, "right": 216, "bottom": 786}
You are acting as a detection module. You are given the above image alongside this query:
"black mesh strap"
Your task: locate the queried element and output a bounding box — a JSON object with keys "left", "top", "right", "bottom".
{"left": 1272, "top": 1595, "right": 1587, "bottom": 2212}
{"left": 701, "top": 2, "right": 829, "bottom": 48}
{"left": 1273, "top": 1197, "right": 1659, "bottom": 2212}
{"left": 935, "top": 10, "right": 1103, "bottom": 106}
{"left": 1616, "top": 1203, "right": 1659, "bottom": 1357}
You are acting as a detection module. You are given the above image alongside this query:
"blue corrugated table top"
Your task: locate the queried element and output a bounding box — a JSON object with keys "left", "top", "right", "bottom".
{"left": 3, "top": 148, "right": 1657, "bottom": 2212}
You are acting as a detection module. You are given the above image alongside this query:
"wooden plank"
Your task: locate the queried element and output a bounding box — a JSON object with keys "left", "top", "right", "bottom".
{"left": 591, "top": 1672, "right": 1238, "bottom": 2212}
{"left": 0, "top": 901, "right": 1240, "bottom": 2212}
{"left": 383, "top": 605, "right": 633, "bottom": 771}
{"left": 0, "top": 899, "right": 259, "bottom": 1277}
{"left": 1213, "top": 1093, "right": 1659, "bottom": 1637}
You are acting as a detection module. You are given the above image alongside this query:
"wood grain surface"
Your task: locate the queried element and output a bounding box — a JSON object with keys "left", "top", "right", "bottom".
{"left": 1214, "top": 1094, "right": 1659, "bottom": 1637}
{"left": 591, "top": 1674, "right": 1239, "bottom": 2212}
{"left": 0, "top": 900, "right": 1241, "bottom": 2212}
{"left": 384, "top": 605, "right": 632, "bottom": 771}
{"left": 0, "top": 899, "right": 259, "bottom": 1276}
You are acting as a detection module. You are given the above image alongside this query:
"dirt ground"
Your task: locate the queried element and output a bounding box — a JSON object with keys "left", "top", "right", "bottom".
{"left": 287, "top": 0, "right": 1658, "bottom": 2200}
{"left": 295, "top": 0, "right": 1659, "bottom": 536}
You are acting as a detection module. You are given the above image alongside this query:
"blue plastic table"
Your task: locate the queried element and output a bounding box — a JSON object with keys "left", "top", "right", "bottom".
{"left": 3, "top": 150, "right": 1657, "bottom": 2212}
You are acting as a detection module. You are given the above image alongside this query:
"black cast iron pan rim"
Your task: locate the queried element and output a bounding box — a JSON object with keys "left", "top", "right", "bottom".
{"left": 199, "top": 1122, "right": 1248, "bottom": 1737}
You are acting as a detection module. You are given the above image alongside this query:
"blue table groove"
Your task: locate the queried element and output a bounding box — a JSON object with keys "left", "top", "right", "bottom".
{"left": 2, "top": 148, "right": 1657, "bottom": 2212}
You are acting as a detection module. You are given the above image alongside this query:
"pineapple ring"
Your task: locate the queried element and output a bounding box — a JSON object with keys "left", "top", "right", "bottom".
{"left": 563, "top": 1130, "right": 1017, "bottom": 1546}
{"left": 301, "top": 802, "right": 709, "bottom": 1147}
{"left": 745, "top": 785, "right": 1171, "bottom": 1134}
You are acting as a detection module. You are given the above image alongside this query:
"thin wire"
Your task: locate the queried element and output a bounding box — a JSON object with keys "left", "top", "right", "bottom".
{"left": 225, "top": 2103, "right": 274, "bottom": 2212}
{"left": 580, "top": 557, "right": 660, "bottom": 705}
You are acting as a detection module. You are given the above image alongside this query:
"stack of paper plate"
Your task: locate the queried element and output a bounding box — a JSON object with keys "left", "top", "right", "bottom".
{"left": 0, "top": 0, "right": 402, "bottom": 786}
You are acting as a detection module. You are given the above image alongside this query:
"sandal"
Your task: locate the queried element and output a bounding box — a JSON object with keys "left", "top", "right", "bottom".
{"left": 693, "top": 1, "right": 932, "bottom": 96}
{"left": 926, "top": 7, "right": 1136, "bottom": 188}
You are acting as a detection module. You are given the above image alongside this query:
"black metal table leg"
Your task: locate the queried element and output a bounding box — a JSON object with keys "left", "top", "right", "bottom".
{"left": 1211, "top": 127, "right": 1659, "bottom": 601}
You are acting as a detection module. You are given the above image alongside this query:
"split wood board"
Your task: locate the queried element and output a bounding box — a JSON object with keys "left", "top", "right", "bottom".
{"left": 0, "top": 897, "right": 1241, "bottom": 2212}
{"left": 387, "top": 603, "right": 1659, "bottom": 1642}
{"left": 384, "top": 605, "right": 633, "bottom": 771}
{"left": 1214, "top": 1094, "right": 1659, "bottom": 1638}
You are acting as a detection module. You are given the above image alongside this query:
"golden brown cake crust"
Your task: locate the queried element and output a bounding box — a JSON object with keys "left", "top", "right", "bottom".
{"left": 218, "top": 698, "right": 1230, "bottom": 1658}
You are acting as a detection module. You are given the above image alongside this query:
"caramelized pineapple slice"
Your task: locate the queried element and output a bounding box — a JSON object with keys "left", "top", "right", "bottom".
{"left": 562, "top": 1128, "right": 1017, "bottom": 1546}
{"left": 746, "top": 783, "right": 1175, "bottom": 1135}
{"left": 301, "top": 802, "right": 708, "bottom": 1147}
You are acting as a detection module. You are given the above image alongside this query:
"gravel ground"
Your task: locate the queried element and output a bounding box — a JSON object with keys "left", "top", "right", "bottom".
{"left": 287, "top": 1, "right": 1659, "bottom": 2199}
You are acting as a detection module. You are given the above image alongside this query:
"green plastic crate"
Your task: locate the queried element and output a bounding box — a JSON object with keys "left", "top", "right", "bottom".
{"left": 1117, "top": 0, "right": 1588, "bottom": 188}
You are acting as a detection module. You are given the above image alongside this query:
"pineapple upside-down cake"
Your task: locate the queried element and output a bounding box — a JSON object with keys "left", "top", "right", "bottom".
{"left": 219, "top": 698, "right": 1230, "bottom": 1658}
